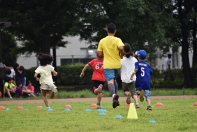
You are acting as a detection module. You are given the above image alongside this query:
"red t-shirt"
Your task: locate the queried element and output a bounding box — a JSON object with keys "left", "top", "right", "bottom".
{"left": 88, "top": 58, "right": 105, "bottom": 82}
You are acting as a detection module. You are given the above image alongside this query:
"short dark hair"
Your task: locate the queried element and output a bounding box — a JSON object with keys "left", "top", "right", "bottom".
{"left": 5, "top": 69, "right": 11, "bottom": 75}
{"left": 107, "top": 23, "right": 116, "bottom": 33}
{"left": 5, "top": 77, "right": 12, "bottom": 82}
{"left": 168, "top": 54, "right": 171, "bottom": 58}
{"left": 13, "top": 63, "right": 19, "bottom": 70}
{"left": 17, "top": 81, "right": 22, "bottom": 87}
{"left": 124, "top": 43, "right": 133, "bottom": 58}
{"left": 38, "top": 53, "right": 53, "bottom": 66}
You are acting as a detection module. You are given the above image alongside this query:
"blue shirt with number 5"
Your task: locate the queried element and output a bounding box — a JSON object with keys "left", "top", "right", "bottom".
{"left": 135, "top": 61, "right": 153, "bottom": 90}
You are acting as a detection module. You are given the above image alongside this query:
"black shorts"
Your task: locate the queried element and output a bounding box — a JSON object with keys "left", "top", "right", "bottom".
{"left": 92, "top": 80, "right": 105, "bottom": 93}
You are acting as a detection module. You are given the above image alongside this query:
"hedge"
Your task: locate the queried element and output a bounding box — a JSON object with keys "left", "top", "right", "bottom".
{"left": 25, "top": 64, "right": 196, "bottom": 92}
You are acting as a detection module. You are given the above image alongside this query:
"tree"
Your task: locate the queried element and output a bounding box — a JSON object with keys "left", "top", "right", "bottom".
{"left": 1, "top": 30, "right": 17, "bottom": 66}
{"left": 173, "top": 0, "right": 197, "bottom": 87}
{"left": 76, "top": 0, "right": 176, "bottom": 63}
{"left": 1, "top": 0, "right": 79, "bottom": 54}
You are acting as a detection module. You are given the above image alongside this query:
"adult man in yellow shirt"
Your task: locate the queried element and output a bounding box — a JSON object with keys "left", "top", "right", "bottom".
{"left": 97, "top": 23, "right": 124, "bottom": 108}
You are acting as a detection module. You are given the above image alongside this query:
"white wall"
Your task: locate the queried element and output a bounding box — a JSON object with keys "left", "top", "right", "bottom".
{"left": 17, "top": 36, "right": 97, "bottom": 69}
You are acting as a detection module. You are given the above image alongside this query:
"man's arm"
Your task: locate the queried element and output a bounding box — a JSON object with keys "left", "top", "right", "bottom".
{"left": 119, "top": 46, "right": 124, "bottom": 59}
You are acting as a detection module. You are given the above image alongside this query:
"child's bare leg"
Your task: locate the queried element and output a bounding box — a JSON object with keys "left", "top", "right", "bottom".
{"left": 133, "top": 95, "right": 139, "bottom": 104}
{"left": 30, "top": 92, "right": 37, "bottom": 98}
{"left": 124, "top": 91, "right": 130, "bottom": 96}
{"left": 42, "top": 90, "right": 49, "bottom": 107}
{"left": 97, "top": 93, "right": 102, "bottom": 104}
{"left": 48, "top": 90, "right": 54, "bottom": 99}
{"left": 6, "top": 90, "right": 12, "bottom": 98}
{"left": 147, "top": 98, "right": 151, "bottom": 106}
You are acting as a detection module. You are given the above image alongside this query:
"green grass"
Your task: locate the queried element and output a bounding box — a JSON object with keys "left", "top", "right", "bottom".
{"left": 0, "top": 98, "right": 197, "bottom": 132}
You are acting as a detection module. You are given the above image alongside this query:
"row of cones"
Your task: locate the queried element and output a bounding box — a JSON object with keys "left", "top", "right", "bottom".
{"left": 1, "top": 102, "right": 197, "bottom": 110}
{"left": 0, "top": 105, "right": 72, "bottom": 110}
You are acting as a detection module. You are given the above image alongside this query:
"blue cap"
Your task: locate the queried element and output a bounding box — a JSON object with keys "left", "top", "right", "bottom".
{"left": 136, "top": 50, "right": 146, "bottom": 59}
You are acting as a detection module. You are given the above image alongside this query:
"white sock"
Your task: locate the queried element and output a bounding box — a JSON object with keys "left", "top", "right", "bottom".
{"left": 47, "top": 107, "right": 50, "bottom": 109}
{"left": 10, "top": 97, "right": 12, "bottom": 99}
{"left": 112, "top": 94, "right": 115, "bottom": 98}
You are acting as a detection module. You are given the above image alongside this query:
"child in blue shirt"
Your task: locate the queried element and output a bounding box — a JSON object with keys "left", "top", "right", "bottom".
{"left": 130, "top": 50, "right": 153, "bottom": 110}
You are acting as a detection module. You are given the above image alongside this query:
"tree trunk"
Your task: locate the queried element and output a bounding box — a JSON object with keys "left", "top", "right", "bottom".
{"left": 42, "top": 36, "right": 50, "bottom": 54}
{"left": 182, "top": 28, "right": 192, "bottom": 87}
{"left": 192, "top": 17, "right": 197, "bottom": 87}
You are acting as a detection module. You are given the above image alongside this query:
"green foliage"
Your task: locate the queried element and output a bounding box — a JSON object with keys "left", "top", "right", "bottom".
{"left": 56, "top": 63, "right": 93, "bottom": 85}
{"left": 151, "top": 69, "right": 184, "bottom": 87}
{"left": 1, "top": 0, "right": 79, "bottom": 54}
{"left": 1, "top": 31, "right": 17, "bottom": 66}
{"left": 1, "top": 99, "right": 197, "bottom": 132}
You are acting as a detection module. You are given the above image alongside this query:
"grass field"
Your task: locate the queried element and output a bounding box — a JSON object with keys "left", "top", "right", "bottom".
{"left": 1, "top": 98, "right": 197, "bottom": 132}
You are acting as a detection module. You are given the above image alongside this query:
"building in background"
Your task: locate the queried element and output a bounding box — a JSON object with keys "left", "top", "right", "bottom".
{"left": 17, "top": 36, "right": 97, "bottom": 69}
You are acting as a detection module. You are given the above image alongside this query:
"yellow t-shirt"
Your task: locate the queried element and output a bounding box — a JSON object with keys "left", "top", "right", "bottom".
{"left": 35, "top": 64, "right": 54, "bottom": 85}
{"left": 4, "top": 82, "right": 15, "bottom": 94}
{"left": 97, "top": 36, "right": 124, "bottom": 69}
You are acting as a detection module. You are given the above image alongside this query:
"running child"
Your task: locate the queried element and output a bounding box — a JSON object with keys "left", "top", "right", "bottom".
{"left": 80, "top": 52, "right": 105, "bottom": 109}
{"left": 130, "top": 50, "right": 153, "bottom": 110}
{"left": 34, "top": 53, "right": 58, "bottom": 111}
{"left": 119, "top": 43, "right": 140, "bottom": 108}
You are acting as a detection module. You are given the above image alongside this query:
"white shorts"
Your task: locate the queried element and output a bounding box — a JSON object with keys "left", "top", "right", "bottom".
{"left": 40, "top": 84, "right": 57, "bottom": 91}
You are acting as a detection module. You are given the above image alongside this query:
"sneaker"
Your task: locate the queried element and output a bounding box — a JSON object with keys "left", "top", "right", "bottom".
{"left": 97, "top": 104, "right": 101, "bottom": 109}
{"left": 97, "top": 84, "right": 103, "bottom": 93}
{"left": 135, "top": 104, "right": 140, "bottom": 108}
{"left": 147, "top": 106, "right": 152, "bottom": 110}
{"left": 113, "top": 94, "right": 119, "bottom": 108}
{"left": 47, "top": 108, "right": 53, "bottom": 111}
{"left": 126, "top": 93, "right": 131, "bottom": 104}
{"left": 51, "top": 87, "right": 58, "bottom": 93}
{"left": 140, "top": 90, "right": 144, "bottom": 102}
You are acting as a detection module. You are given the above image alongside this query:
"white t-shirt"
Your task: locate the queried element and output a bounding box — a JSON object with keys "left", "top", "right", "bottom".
{"left": 6, "top": 69, "right": 16, "bottom": 79}
{"left": 164, "top": 58, "right": 171, "bottom": 71}
{"left": 35, "top": 64, "right": 54, "bottom": 85}
{"left": 121, "top": 56, "right": 138, "bottom": 83}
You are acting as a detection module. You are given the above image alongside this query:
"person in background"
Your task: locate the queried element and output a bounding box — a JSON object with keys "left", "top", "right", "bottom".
{"left": 4, "top": 64, "right": 16, "bottom": 85}
{"left": 164, "top": 53, "right": 171, "bottom": 71}
{"left": 26, "top": 81, "right": 35, "bottom": 92}
{"left": 4, "top": 77, "right": 16, "bottom": 99}
{"left": 13, "top": 63, "right": 26, "bottom": 88}
{"left": 15, "top": 81, "right": 37, "bottom": 98}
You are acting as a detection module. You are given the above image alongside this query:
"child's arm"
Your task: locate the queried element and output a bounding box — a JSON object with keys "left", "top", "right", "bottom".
{"left": 130, "top": 69, "right": 138, "bottom": 80}
{"left": 34, "top": 73, "right": 39, "bottom": 81}
{"left": 80, "top": 64, "right": 89, "bottom": 78}
{"left": 52, "top": 70, "right": 58, "bottom": 76}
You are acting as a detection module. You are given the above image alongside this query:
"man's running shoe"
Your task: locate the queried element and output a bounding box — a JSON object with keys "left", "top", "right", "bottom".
{"left": 135, "top": 104, "right": 140, "bottom": 108}
{"left": 126, "top": 93, "right": 131, "bottom": 104}
{"left": 51, "top": 87, "right": 58, "bottom": 93}
{"left": 113, "top": 94, "right": 119, "bottom": 108}
{"left": 97, "top": 84, "right": 103, "bottom": 93}
{"left": 140, "top": 90, "right": 144, "bottom": 102}
{"left": 147, "top": 106, "right": 152, "bottom": 110}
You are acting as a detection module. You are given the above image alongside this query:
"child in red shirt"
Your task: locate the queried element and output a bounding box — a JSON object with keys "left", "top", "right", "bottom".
{"left": 80, "top": 52, "right": 105, "bottom": 109}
